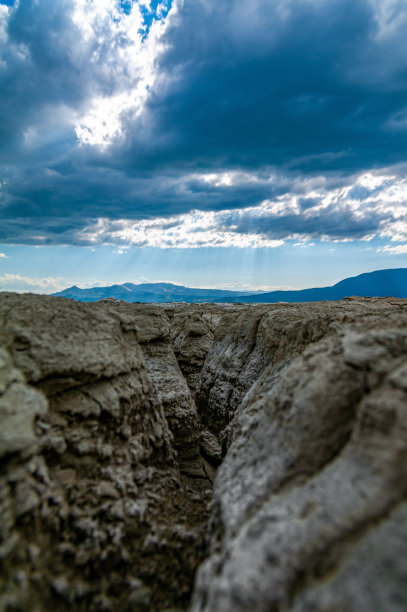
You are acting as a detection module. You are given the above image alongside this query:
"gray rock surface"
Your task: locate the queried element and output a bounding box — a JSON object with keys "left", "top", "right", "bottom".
{"left": 0, "top": 347, "right": 47, "bottom": 457}
{"left": 97, "top": 302, "right": 207, "bottom": 479}
{"left": 166, "top": 305, "right": 223, "bottom": 394}
{"left": 1, "top": 293, "right": 406, "bottom": 611}
{"left": 0, "top": 293, "right": 210, "bottom": 612}
{"left": 195, "top": 299, "right": 407, "bottom": 438}
{"left": 191, "top": 301, "right": 407, "bottom": 612}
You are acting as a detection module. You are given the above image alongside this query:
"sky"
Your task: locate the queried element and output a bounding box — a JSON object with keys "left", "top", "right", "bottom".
{"left": 0, "top": 0, "right": 407, "bottom": 293}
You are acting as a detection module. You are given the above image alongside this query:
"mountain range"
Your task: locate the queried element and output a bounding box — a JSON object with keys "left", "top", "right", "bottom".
{"left": 52, "top": 282, "right": 264, "bottom": 303}
{"left": 52, "top": 268, "right": 407, "bottom": 303}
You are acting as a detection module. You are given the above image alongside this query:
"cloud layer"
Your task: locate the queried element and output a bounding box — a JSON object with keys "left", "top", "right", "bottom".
{"left": 75, "top": 172, "right": 407, "bottom": 248}
{"left": 0, "top": 0, "right": 407, "bottom": 248}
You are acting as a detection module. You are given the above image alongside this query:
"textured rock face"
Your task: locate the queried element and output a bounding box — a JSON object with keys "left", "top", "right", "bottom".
{"left": 95, "top": 302, "right": 207, "bottom": 480}
{"left": 192, "top": 302, "right": 407, "bottom": 612}
{"left": 1, "top": 293, "right": 407, "bottom": 611}
{"left": 0, "top": 294, "right": 209, "bottom": 611}
{"left": 166, "top": 305, "right": 224, "bottom": 394}
{"left": 195, "top": 299, "right": 407, "bottom": 438}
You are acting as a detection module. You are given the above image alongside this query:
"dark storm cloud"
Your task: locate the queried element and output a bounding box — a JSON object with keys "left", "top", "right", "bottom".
{"left": 0, "top": 158, "right": 289, "bottom": 223}
{"left": 219, "top": 203, "right": 385, "bottom": 242}
{"left": 0, "top": 0, "right": 407, "bottom": 245}
{"left": 130, "top": 0, "right": 407, "bottom": 172}
{"left": 1, "top": 1, "right": 83, "bottom": 155}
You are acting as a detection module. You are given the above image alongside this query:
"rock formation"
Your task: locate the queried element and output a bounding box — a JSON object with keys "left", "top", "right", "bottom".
{"left": 0, "top": 294, "right": 210, "bottom": 611}
{"left": 1, "top": 293, "right": 406, "bottom": 611}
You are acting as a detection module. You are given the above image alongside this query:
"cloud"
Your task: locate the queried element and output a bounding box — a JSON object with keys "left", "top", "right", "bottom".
{"left": 380, "top": 244, "right": 407, "bottom": 254}
{"left": 0, "top": 0, "right": 174, "bottom": 153}
{"left": 77, "top": 214, "right": 285, "bottom": 249}
{"left": 1, "top": 0, "right": 407, "bottom": 248}
{"left": 132, "top": 0, "right": 407, "bottom": 172}
{"left": 0, "top": 272, "right": 126, "bottom": 293}
{"left": 1, "top": 166, "right": 406, "bottom": 246}
{"left": 0, "top": 273, "right": 67, "bottom": 292}
{"left": 380, "top": 244, "right": 407, "bottom": 255}
{"left": 11, "top": 171, "right": 401, "bottom": 248}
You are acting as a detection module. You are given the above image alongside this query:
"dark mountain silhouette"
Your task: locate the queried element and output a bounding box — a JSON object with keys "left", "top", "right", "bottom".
{"left": 217, "top": 268, "right": 407, "bottom": 303}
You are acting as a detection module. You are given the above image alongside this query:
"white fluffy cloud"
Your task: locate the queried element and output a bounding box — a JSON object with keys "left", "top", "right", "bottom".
{"left": 0, "top": 0, "right": 176, "bottom": 150}
{"left": 380, "top": 243, "right": 407, "bottom": 254}
{"left": 78, "top": 213, "right": 285, "bottom": 248}
{"left": 72, "top": 0, "right": 177, "bottom": 147}
{"left": 76, "top": 170, "right": 407, "bottom": 248}
{"left": 0, "top": 273, "right": 67, "bottom": 292}
{"left": 0, "top": 273, "right": 123, "bottom": 293}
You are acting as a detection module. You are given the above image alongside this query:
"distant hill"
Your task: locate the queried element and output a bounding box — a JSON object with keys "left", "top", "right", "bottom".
{"left": 52, "top": 269, "right": 407, "bottom": 304}
{"left": 52, "top": 281, "right": 262, "bottom": 303}
{"left": 216, "top": 268, "right": 407, "bottom": 303}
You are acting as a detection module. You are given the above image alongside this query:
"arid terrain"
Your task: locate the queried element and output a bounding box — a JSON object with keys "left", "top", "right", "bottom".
{"left": 1, "top": 293, "right": 407, "bottom": 611}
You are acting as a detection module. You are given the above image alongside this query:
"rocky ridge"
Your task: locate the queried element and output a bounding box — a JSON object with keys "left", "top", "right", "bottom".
{"left": 0, "top": 293, "right": 406, "bottom": 611}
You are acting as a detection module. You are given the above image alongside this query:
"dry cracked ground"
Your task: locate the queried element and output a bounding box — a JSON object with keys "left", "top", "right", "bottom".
{"left": 0, "top": 292, "right": 407, "bottom": 611}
